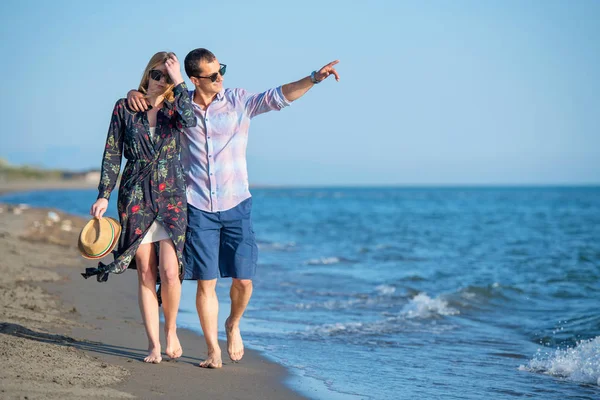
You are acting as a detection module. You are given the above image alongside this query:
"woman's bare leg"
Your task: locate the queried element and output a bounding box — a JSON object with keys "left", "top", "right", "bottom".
{"left": 159, "top": 238, "right": 183, "bottom": 359}
{"left": 136, "top": 243, "right": 161, "bottom": 363}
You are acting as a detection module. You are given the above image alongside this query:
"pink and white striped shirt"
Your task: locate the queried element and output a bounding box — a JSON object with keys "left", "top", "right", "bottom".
{"left": 181, "top": 87, "right": 290, "bottom": 212}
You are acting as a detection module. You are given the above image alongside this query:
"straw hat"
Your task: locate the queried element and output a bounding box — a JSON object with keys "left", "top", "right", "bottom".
{"left": 78, "top": 217, "right": 121, "bottom": 259}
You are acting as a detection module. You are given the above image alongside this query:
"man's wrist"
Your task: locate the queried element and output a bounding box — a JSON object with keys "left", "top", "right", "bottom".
{"left": 310, "top": 70, "right": 321, "bottom": 84}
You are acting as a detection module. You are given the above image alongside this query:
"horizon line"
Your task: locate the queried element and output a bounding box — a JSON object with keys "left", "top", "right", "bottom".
{"left": 248, "top": 183, "right": 600, "bottom": 189}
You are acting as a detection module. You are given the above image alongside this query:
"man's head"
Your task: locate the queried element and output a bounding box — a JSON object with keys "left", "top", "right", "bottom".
{"left": 184, "top": 48, "right": 226, "bottom": 95}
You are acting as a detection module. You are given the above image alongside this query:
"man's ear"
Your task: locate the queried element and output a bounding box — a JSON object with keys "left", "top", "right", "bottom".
{"left": 189, "top": 76, "right": 199, "bottom": 87}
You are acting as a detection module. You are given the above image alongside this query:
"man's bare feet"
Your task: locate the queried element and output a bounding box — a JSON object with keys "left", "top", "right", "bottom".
{"left": 199, "top": 349, "right": 222, "bottom": 368}
{"left": 165, "top": 330, "right": 183, "bottom": 360}
{"left": 225, "top": 317, "right": 244, "bottom": 362}
{"left": 144, "top": 345, "right": 162, "bottom": 364}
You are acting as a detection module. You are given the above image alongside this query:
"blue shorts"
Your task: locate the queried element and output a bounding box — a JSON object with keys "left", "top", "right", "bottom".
{"left": 183, "top": 197, "right": 258, "bottom": 280}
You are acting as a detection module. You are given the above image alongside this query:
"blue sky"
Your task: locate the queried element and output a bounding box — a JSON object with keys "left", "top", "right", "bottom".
{"left": 0, "top": 0, "right": 598, "bottom": 185}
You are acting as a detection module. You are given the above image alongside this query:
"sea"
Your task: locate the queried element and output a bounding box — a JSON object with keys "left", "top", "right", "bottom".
{"left": 1, "top": 186, "right": 599, "bottom": 400}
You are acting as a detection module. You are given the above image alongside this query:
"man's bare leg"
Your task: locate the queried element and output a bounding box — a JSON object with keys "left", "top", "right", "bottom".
{"left": 136, "top": 244, "right": 162, "bottom": 363}
{"left": 196, "top": 279, "right": 222, "bottom": 368}
{"left": 159, "top": 239, "right": 182, "bottom": 359}
{"left": 226, "top": 278, "right": 253, "bottom": 361}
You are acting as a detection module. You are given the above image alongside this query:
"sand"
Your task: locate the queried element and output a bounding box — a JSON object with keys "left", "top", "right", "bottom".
{"left": 0, "top": 187, "right": 307, "bottom": 399}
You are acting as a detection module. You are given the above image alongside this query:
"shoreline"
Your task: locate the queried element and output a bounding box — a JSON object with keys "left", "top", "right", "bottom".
{"left": 0, "top": 199, "right": 307, "bottom": 399}
{"left": 0, "top": 179, "right": 97, "bottom": 196}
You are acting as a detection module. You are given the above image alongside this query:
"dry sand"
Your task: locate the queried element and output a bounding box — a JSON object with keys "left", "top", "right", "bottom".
{"left": 0, "top": 194, "right": 307, "bottom": 399}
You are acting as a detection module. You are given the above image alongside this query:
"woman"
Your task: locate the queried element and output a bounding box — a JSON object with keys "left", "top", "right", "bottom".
{"left": 82, "top": 52, "right": 196, "bottom": 364}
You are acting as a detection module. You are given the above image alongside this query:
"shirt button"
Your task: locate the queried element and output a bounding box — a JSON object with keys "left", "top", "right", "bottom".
{"left": 211, "top": 192, "right": 215, "bottom": 194}
{"left": 207, "top": 136, "right": 211, "bottom": 139}
{"left": 209, "top": 155, "right": 212, "bottom": 157}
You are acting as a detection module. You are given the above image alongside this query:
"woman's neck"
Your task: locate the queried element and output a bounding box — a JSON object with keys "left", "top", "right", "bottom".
{"left": 146, "top": 94, "right": 165, "bottom": 108}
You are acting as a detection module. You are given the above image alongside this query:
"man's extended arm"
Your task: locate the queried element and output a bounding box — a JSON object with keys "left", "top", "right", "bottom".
{"left": 281, "top": 60, "right": 340, "bottom": 102}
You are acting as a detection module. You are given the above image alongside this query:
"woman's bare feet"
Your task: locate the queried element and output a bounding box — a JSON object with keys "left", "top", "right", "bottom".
{"left": 165, "top": 330, "right": 183, "bottom": 360}
{"left": 225, "top": 317, "right": 244, "bottom": 362}
{"left": 144, "top": 345, "right": 162, "bottom": 364}
{"left": 199, "top": 348, "right": 222, "bottom": 368}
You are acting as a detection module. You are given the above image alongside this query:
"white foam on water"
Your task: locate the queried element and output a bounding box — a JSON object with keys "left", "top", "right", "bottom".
{"left": 311, "top": 322, "right": 365, "bottom": 335}
{"left": 375, "top": 284, "right": 396, "bottom": 295}
{"left": 461, "top": 291, "right": 477, "bottom": 300}
{"left": 306, "top": 257, "right": 341, "bottom": 265}
{"left": 305, "top": 314, "right": 458, "bottom": 339}
{"left": 257, "top": 241, "right": 296, "bottom": 251}
{"left": 293, "top": 295, "right": 384, "bottom": 311}
{"left": 273, "top": 241, "right": 296, "bottom": 249}
{"left": 302, "top": 293, "right": 461, "bottom": 338}
{"left": 519, "top": 336, "right": 600, "bottom": 386}
{"left": 400, "top": 293, "right": 459, "bottom": 319}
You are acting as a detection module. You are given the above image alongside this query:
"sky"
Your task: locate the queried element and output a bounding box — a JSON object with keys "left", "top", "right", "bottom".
{"left": 0, "top": 0, "right": 598, "bottom": 186}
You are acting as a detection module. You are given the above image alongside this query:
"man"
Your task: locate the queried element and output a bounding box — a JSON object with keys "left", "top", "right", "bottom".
{"left": 128, "top": 48, "right": 339, "bottom": 368}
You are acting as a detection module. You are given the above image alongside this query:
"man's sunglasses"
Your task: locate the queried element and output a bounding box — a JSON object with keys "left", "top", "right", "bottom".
{"left": 196, "top": 64, "right": 227, "bottom": 83}
{"left": 149, "top": 69, "right": 172, "bottom": 84}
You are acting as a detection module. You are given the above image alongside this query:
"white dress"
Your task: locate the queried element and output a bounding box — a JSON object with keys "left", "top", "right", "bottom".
{"left": 141, "top": 127, "right": 171, "bottom": 245}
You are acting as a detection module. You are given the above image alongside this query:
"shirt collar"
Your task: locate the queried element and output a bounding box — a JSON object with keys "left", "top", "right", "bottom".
{"left": 190, "top": 89, "right": 225, "bottom": 108}
{"left": 163, "top": 98, "right": 175, "bottom": 110}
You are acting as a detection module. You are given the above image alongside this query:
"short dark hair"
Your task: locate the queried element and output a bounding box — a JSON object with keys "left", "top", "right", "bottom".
{"left": 184, "top": 48, "right": 216, "bottom": 78}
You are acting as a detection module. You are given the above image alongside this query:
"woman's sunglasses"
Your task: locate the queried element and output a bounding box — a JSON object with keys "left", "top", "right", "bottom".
{"left": 196, "top": 64, "right": 227, "bottom": 83}
{"left": 149, "top": 69, "right": 173, "bottom": 84}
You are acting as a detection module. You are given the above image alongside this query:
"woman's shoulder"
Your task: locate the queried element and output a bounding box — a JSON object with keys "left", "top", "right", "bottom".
{"left": 113, "top": 98, "right": 140, "bottom": 115}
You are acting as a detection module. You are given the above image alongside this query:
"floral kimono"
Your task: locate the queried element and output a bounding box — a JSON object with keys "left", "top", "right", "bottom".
{"left": 82, "top": 82, "right": 196, "bottom": 283}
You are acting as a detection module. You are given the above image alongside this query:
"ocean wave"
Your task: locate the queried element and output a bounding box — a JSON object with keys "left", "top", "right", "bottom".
{"left": 400, "top": 293, "right": 459, "bottom": 319}
{"left": 458, "top": 284, "right": 507, "bottom": 303}
{"left": 375, "top": 284, "right": 396, "bottom": 295}
{"left": 294, "top": 298, "right": 362, "bottom": 310}
{"left": 446, "top": 283, "right": 524, "bottom": 310}
{"left": 310, "top": 322, "right": 367, "bottom": 335}
{"left": 302, "top": 315, "right": 458, "bottom": 342}
{"left": 296, "top": 293, "right": 460, "bottom": 342}
{"left": 305, "top": 256, "right": 355, "bottom": 265}
{"left": 372, "top": 253, "right": 429, "bottom": 262}
{"left": 293, "top": 294, "right": 391, "bottom": 311}
{"left": 290, "top": 289, "right": 458, "bottom": 318}
{"left": 306, "top": 257, "right": 341, "bottom": 265}
{"left": 256, "top": 240, "right": 296, "bottom": 252}
{"left": 291, "top": 285, "right": 404, "bottom": 311}
{"left": 519, "top": 336, "right": 600, "bottom": 386}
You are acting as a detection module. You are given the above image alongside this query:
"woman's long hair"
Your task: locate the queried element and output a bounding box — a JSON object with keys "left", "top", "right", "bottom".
{"left": 138, "top": 51, "right": 176, "bottom": 102}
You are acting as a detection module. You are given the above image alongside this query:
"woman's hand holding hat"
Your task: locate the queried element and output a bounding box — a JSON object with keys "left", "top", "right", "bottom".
{"left": 91, "top": 198, "right": 108, "bottom": 219}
